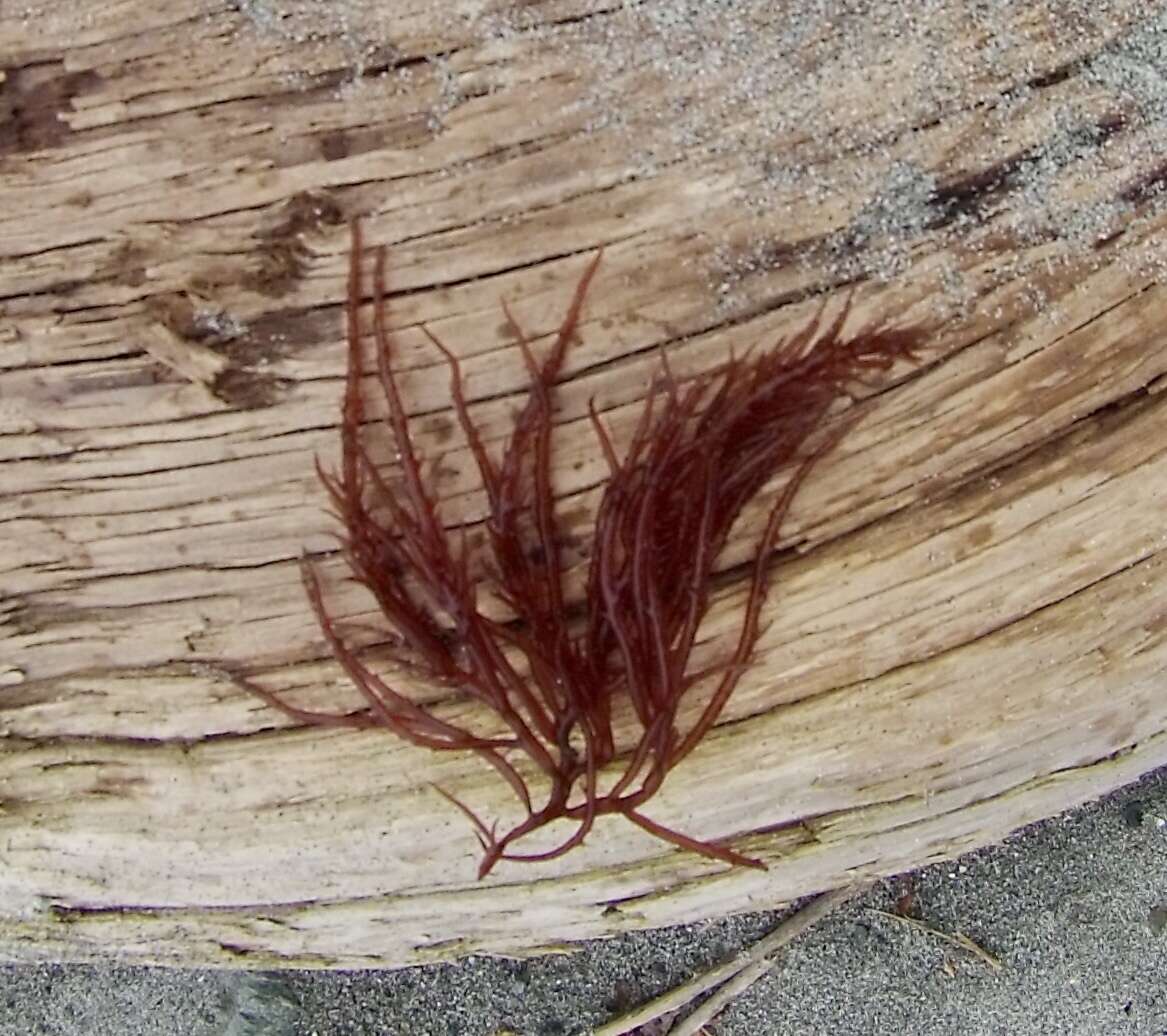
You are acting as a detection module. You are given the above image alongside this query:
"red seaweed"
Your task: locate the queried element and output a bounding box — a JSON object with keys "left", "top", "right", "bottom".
{"left": 242, "top": 220, "right": 924, "bottom": 876}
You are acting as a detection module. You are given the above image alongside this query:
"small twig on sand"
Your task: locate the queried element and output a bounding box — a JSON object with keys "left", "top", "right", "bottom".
{"left": 868, "top": 908, "right": 1002, "bottom": 971}
{"left": 595, "top": 884, "right": 867, "bottom": 1036}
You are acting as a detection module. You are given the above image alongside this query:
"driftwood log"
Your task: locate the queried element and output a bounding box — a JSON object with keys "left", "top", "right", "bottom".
{"left": 2, "top": 2, "right": 1165, "bottom": 968}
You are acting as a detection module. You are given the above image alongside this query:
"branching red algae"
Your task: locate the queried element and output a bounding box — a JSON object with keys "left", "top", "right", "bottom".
{"left": 243, "top": 220, "right": 923, "bottom": 877}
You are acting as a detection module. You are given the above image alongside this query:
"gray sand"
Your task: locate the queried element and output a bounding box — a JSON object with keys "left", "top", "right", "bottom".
{"left": 223, "top": 1, "right": 1167, "bottom": 305}
{"left": 3, "top": 764, "right": 1165, "bottom": 1035}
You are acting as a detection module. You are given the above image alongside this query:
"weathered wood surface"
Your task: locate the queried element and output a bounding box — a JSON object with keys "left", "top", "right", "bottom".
{"left": 2, "top": 2, "right": 1165, "bottom": 967}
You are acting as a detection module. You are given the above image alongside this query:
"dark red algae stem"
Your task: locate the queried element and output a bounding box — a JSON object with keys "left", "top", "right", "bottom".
{"left": 241, "top": 219, "right": 925, "bottom": 878}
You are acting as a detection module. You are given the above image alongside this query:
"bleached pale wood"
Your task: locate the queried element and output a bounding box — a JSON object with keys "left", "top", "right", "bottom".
{"left": 1, "top": 1, "right": 1165, "bottom": 968}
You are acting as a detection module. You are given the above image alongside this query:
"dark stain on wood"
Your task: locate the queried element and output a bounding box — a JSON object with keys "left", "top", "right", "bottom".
{"left": 317, "top": 114, "right": 433, "bottom": 161}
{"left": 0, "top": 59, "right": 101, "bottom": 156}
{"left": 102, "top": 241, "right": 150, "bottom": 288}
{"left": 426, "top": 457, "right": 460, "bottom": 485}
{"left": 356, "top": 108, "right": 441, "bottom": 154}
{"left": 422, "top": 414, "right": 455, "bottom": 444}
{"left": 244, "top": 190, "right": 346, "bottom": 298}
{"left": 65, "top": 365, "right": 167, "bottom": 396}
{"left": 929, "top": 150, "right": 1032, "bottom": 227}
{"left": 318, "top": 130, "right": 352, "bottom": 162}
{"left": 148, "top": 293, "right": 201, "bottom": 339}
{"left": 315, "top": 114, "right": 434, "bottom": 161}
{"left": 7, "top": 601, "right": 110, "bottom": 638}
{"left": 239, "top": 306, "right": 340, "bottom": 363}
{"left": 560, "top": 504, "right": 592, "bottom": 536}
{"left": 89, "top": 773, "right": 149, "bottom": 798}
{"left": 210, "top": 366, "right": 295, "bottom": 410}
{"left": 966, "top": 521, "right": 995, "bottom": 550}
{"left": 148, "top": 290, "right": 297, "bottom": 408}
{"left": 930, "top": 112, "right": 1128, "bottom": 230}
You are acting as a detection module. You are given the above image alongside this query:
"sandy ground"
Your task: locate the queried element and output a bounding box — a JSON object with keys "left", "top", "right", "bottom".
{"left": 2, "top": 764, "right": 1164, "bottom": 1036}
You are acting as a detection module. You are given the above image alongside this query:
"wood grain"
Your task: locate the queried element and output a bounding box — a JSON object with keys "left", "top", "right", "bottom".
{"left": 2, "top": 1, "right": 1165, "bottom": 967}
